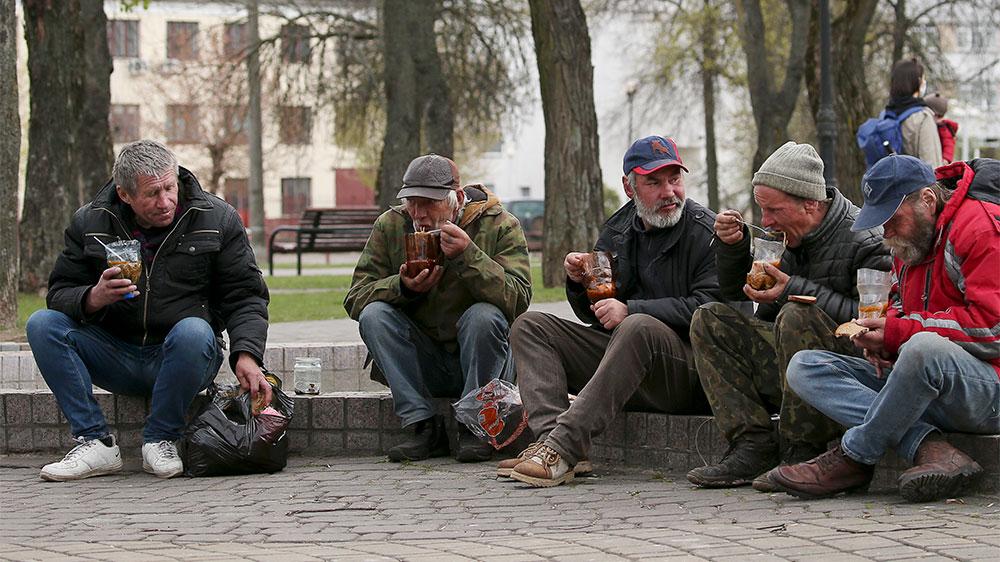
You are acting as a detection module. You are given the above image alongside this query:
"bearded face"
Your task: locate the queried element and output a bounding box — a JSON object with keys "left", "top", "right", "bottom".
{"left": 634, "top": 193, "right": 686, "bottom": 229}
{"left": 883, "top": 197, "right": 938, "bottom": 265}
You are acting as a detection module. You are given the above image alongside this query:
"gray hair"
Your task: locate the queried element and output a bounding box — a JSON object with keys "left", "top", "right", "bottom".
{"left": 626, "top": 171, "right": 636, "bottom": 196}
{"left": 113, "top": 139, "right": 179, "bottom": 196}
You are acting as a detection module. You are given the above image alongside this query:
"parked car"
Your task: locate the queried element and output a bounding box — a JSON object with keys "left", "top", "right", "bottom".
{"left": 506, "top": 199, "right": 544, "bottom": 251}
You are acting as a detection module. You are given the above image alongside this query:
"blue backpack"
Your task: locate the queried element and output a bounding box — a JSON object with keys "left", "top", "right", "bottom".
{"left": 856, "top": 106, "right": 924, "bottom": 168}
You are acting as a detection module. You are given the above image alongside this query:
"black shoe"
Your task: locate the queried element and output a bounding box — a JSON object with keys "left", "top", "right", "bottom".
{"left": 455, "top": 425, "right": 494, "bottom": 463}
{"left": 387, "top": 415, "right": 450, "bottom": 462}
{"left": 687, "top": 438, "right": 779, "bottom": 488}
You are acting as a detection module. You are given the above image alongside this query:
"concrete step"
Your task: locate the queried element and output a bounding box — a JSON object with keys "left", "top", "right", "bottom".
{"left": 3, "top": 389, "right": 997, "bottom": 494}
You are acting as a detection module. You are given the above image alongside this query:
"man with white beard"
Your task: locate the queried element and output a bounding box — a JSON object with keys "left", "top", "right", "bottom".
{"left": 497, "top": 136, "right": 721, "bottom": 487}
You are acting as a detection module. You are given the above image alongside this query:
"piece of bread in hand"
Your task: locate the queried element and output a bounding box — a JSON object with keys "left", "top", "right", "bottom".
{"left": 835, "top": 321, "right": 868, "bottom": 338}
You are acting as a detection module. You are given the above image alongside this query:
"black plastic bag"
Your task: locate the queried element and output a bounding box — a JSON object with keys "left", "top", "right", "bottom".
{"left": 182, "top": 381, "right": 294, "bottom": 477}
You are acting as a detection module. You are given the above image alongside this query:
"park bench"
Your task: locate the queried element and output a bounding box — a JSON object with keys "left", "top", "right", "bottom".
{"left": 267, "top": 207, "right": 382, "bottom": 275}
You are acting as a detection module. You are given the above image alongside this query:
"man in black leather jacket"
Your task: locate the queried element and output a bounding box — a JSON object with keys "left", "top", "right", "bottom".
{"left": 498, "top": 136, "right": 720, "bottom": 488}
{"left": 26, "top": 139, "right": 270, "bottom": 481}
{"left": 686, "top": 141, "right": 891, "bottom": 491}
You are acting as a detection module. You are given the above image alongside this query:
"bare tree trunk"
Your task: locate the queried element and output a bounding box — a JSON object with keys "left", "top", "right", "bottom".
{"left": 806, "top": 0, "right": 879, "bottom": 205}
{"left": 529, "top": 0, "right": 604, "bottom": 287}
{"left": 78, "top": 0, "right": 113, "bottom": 202}
{"left": 0, "top": 0, "right": 19, "bottom": 329}
{"left": 20, "top": 0, "right": 85, "bottom": 292}
{"left": 892, "top": 0, "right": 907, "bottom": 66}
{"left": 416, "top": 0, "right": 453, "bottom": 158}
{"left": 734, "top": 0, "right": 811, "bottom": 223}
{"left": 700, "top": 0, "right": 720, "bottom": 212}
{"left": 247, "top": 0, "right": 265, "bottom": 251}
{"left": 376, "top": 0, "right": 424, "bottom": 209}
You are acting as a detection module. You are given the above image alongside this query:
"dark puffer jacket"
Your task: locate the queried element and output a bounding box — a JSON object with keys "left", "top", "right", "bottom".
{"left": 567, "top": 198, "right": 721, "bottom": 338}
{"left": 46, "top": 167, "right": 269, "bottom": 370}
{"left": 715, "top": 187, "right": 891, "bottom": 324}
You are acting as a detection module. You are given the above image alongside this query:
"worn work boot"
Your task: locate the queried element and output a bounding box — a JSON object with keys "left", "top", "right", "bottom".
{"left": 898, "top": 434, "right": 983, "bottom": 503}
{"left": 752, "top": 442, "right": 827, "bottom": 493}
{"left": 510, "top": 444, "right": 574, "bottom": 488}
{"left": 768, "top": 445, "right": 874, "bottom": 499}
{"left": 455, "top": 425, "right": 494, "bottom": 463}
{"left": 40, "top": 435, "right": 123, "bottom": 482}
{"left": 387, "top": 415, "right": 450, "bottom": 462}
{"left": 497, "top": 441, "right": 593, "bottom": 478}
{"left": 686, "top": 438, "right": 779, "bottom": 488}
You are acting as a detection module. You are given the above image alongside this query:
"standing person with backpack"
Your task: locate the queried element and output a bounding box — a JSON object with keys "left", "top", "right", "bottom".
{"left": 857, "top": 58, "right": 943, "bottom": 169}
{"left": 886, "top": 58, "right": 943, "bottom": 168}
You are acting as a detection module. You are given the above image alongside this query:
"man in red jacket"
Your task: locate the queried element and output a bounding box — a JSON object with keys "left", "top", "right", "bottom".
{"left": 764, "top": 155, "right": 1000, "bottom": 502}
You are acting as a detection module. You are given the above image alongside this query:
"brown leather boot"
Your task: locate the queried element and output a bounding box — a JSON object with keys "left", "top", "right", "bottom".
{"left": 898, "top": 434, "right": 982, "bottom": 503}
{"left": 768, "top": 445, "right": 874, "bottom": 499}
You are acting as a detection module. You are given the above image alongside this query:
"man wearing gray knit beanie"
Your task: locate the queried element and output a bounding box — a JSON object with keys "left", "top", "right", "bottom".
{"left": 687, "top": 141, "right": 892, "bottom": 492}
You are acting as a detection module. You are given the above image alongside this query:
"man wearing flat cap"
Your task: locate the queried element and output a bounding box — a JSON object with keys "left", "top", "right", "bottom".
{"left": 499, "top": 136, "right": 719, "bottom": 488}
{"left": 768, "top": 155, "right": 1000, "bottom": 502}
{"left": 345, "top": 154, "right": 531, "bottom": 463}
{"left": 687, "top": 141, "right": 891, "bottom": 491}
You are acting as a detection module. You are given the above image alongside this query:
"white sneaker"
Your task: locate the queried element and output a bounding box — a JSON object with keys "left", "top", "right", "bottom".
{"left": 142, "top": 440, "right": 184, "bottom": 479}
{"left": 40, "top": 435, "right": 123, "bottom": 482}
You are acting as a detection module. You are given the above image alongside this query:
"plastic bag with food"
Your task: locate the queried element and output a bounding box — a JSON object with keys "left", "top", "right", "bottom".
{"left": 453, "top": 378, "right": 529, "bottom": 450}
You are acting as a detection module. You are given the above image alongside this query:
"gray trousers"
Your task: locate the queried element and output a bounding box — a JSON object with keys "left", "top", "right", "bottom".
{"left": 510, "top": 311, "right": 708, "bottom": 465}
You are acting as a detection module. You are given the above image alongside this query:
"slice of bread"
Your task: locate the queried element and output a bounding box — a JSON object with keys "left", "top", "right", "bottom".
{"left": 835, "top": 321, "right": 868, "bottom": 338}
{"left": 788, "top": 295, "right": 817, "bottom": 305}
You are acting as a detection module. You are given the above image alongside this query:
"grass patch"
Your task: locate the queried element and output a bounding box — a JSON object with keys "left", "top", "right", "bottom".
{"left": 11, "top": 264, "right": 568, "bottom": 331}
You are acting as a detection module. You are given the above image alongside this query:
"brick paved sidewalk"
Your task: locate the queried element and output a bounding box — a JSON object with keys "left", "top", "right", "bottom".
{"left": 2, "top": 456, "right": 998, "bottom": 561}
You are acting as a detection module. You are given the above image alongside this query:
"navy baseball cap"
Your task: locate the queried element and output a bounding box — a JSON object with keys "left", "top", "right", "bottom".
{"left": 852, "top": 155, "right": 937, "bottom": 231}
{"left": 623, "top": 135, "right": 689, "bottom": 176}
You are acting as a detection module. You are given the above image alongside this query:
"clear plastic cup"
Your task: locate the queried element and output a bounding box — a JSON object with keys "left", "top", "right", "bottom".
{"left": 583, "top": 251, "right": 615, "bottom": 302}
{"left": 105, "top": 239, "right": 142, "bottom": 299}
{"left": 857, "top": 268, "right": 892, "bottom": 320}
{"left": 746, "top": 237, "right": 784, "bottom": 290}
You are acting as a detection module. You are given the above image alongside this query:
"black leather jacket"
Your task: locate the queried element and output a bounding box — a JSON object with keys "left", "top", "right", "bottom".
{"left": 567, "top": 199, "right": 721, "bottom": 339}
{"left": 46, "top": 167, "right": 269, "bottom": 370}
{"left": 714, "top": 187, "right": 891, "bottom": 324}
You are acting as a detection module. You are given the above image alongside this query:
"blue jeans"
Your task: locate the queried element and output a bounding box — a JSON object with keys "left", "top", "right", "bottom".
{"left": 358, "top": 301, "right": 514, "bottom": 427}
{"left": 26, "top": 310, "right": 223, "bottom": 442}
{"left": 787, "top": 331, "right": 1000, "bottom": 465}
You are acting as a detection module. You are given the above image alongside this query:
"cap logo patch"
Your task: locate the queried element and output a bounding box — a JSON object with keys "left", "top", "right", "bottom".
{"left": 863, "top": 181, "right": 873, "bottom": 198}
{"left": 651, "top": 140, "right": 669, "bottom": 154}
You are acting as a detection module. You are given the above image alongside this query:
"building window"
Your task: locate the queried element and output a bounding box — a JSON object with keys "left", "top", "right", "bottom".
{"left": 110, "top": 104, "right": 141, "bottom": 143}
{"left": 223, "top": 105, "right": 249, "bottom": 145}
{"left": 281, "top": 177, "right": 312, "bottom": 216}
{"left": 224, "top": 177, "right": 249, "bottom": 225}
{"left": 280, "top": 24, "right": 311, "bottom": 63}
{"left": 519, "top": 185, "right": 531, "bottom": 198}
{"left": 107, "top": 20, "right": 139, "bottom": 58}
{"left": 278, "top": 106, "right": 312, "bottom": 145}
{"left": 166, "top": 104, "right": 201, "bottom": 144}
{"left": 167, "top": 21, "right": 199, "bottom": 61}
{"left": 224, "top": 22, "right": 248, "bottom": 59}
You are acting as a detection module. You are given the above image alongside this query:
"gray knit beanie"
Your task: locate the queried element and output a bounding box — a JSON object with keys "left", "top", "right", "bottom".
{"left": 751, "top": 141, "right": 827, "bottom": 200}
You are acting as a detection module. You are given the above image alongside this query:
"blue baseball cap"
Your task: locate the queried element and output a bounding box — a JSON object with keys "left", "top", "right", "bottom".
{"left": 623, "top": 135, "right": 689, "bottom": 176}
{"left": 852, "top": 155, "right": 937, "bottom": 231}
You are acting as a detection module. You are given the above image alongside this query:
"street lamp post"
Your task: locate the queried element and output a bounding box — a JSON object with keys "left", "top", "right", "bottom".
{"left": 625, "top": 79, "right": 639, "bottom": 144}
{"left": 817, "top": 0, "right": 837, "bottom": 186}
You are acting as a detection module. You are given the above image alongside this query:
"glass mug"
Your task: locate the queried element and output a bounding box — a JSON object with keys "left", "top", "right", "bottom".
{"left": 583, "top": 251, "right": 615, "bottom": 302}
{"left": 404, "top": 230, "right": 442, "bottom": 276}
{"left": 746, "top": 237, "right": 784, "bottom": 291}
{"left": 857, "top": 268, "right": 892, "bottom": 320}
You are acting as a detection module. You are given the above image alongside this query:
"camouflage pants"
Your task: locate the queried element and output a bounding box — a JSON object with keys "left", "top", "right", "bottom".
{"left": 690, "top": 301, "right": 857, "bottom": 449}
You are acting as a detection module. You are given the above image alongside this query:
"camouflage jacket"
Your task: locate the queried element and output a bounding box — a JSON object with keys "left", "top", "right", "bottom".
{"left": 715, "top": 187, "right": 891, "bottom": 324}
{"left": 344, "top": 185, "right": 532, "bottom": 343}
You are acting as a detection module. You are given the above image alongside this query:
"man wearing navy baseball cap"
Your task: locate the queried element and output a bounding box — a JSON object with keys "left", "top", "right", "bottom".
{"left": 770, "top": 154, "right": 1000, "bottom": 502}
{"left": 500, "top": 135, "right": 720, "bottom": 487}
